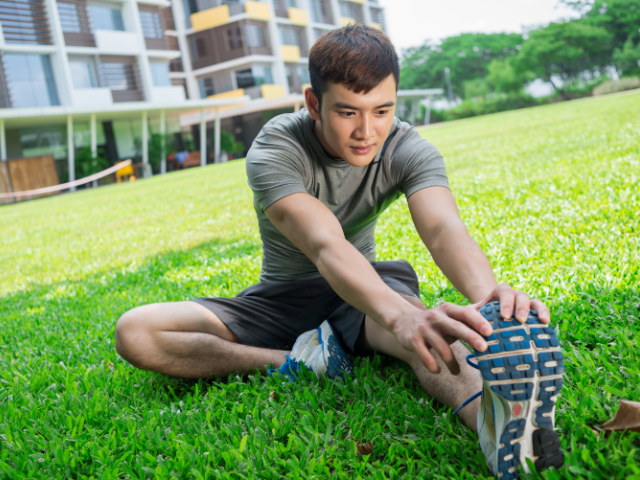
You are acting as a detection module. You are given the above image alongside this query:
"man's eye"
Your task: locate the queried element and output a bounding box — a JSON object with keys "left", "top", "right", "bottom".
{"left": 377, "top": 110, "right": 389, "bottom": 115}
{"left": 340, "top": 111, "right": 355, "bottom": 117}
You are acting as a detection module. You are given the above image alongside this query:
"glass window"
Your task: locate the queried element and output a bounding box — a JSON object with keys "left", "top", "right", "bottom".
{"left": 89, "top": 4, "right": 125, "bottom": 31}
{"left": 298, "top": 65, "right": 309, "bottom": 84}
{"left": 227, "top": 27, "right": 243, "bottom": 50}
{"left": 149, "top": 62, "right": 171, "bottom": 87}
{"left": 58, "top": 2, "right": 82, "bottom": 33}
{"left": 199, "top": 77, "right": 214, "bottom": 98}
{"left": 69, "top": 58, "right": 97, "bottom": 88}
{"left": 189, "top": 38, "right": 207, "bottom": 59}
{"left": 244, "top": 24, "right": 266, "bottom": 47}
{"left": 235, "top": 66, "right": 272, "bottom": 89}
{"left": 140, "top": 10, "right": 163, "bottom": 38}
{"left": 4, "top": 54, "right": 59, "bottom": 108}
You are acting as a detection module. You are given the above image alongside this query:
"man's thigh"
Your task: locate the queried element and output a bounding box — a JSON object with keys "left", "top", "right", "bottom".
{"left": 117, "top": 301, "right": 239, "bottom": 344}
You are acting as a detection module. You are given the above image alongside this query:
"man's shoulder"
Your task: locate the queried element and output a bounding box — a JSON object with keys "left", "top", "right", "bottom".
{"left": 259, "top": 109, "right": 312, "bottom": 142}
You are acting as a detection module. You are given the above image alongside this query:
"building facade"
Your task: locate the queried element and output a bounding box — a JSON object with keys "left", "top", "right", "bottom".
{"left": 0, "top": 0, "right": 386, "bottom": 172}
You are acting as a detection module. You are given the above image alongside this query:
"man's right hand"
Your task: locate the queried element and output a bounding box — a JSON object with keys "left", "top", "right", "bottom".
{"left": 389, "top": 302, "right": 494, "bottom": 375}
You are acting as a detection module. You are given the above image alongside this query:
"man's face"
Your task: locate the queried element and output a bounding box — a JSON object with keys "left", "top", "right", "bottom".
{"left": 306, "top": 75, "right": 397, "bottom": 167}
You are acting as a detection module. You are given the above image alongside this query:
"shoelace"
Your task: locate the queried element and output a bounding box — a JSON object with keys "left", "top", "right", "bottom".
{"left": 452, "top": 354, "right": 482, "bottom": 416}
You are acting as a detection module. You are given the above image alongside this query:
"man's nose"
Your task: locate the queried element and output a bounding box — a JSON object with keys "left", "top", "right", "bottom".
{"left": 355, "top": 115, "right": 372, "bottom": 140}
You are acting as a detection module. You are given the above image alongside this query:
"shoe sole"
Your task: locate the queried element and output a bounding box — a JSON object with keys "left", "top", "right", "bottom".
{"left": 317, "top": 322, "right": 354, "bottom": 381}
{"left": 475, "top": 301, "right": 565, "bottom": 479}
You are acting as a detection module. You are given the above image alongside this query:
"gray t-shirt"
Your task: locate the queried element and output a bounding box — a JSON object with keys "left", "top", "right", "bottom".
{"left": 246, "top": 109, "right": 449, "bottom": 282}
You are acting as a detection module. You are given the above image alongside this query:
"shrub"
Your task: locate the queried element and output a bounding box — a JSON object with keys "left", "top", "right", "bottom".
{"left": 593, "top": 77, "right": 640, "bottom": 96}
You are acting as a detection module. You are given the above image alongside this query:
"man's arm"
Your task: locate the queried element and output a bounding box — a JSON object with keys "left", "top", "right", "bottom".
{"left": 407, "top": 186, "right": 551, "bottom": 323}
{"left": 264, "top": 192, "right": 494, "bottom": 375}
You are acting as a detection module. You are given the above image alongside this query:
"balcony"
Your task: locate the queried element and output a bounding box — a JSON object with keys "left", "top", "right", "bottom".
{"left": 149, "top": 85, "right": 186, "bottom": 102}
{"left": 190, "top": 1, "right": 270, "bottom": 32}
{"left": 71, "top": 87, "right": 113, "bottom": 107}
{"left": 95, "top": 30, "right": 142, "bottom": 55}
{"left": 57, "top": 0, "right": 95, "bottom": 47}
{"left": 0, "top": 0, "right": 51, "bottom": 45}
{"left": 188, "top": 19, "right": 271, "bottom": 71}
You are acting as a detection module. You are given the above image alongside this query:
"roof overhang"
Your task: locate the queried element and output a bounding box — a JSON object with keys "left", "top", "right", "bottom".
{"left": 0, "top": 97, "right": 252, "bottom": 129}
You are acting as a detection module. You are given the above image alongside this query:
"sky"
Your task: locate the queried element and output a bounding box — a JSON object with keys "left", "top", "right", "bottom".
{"left": 377, "top": 0, "right": 581, "bottom": 51}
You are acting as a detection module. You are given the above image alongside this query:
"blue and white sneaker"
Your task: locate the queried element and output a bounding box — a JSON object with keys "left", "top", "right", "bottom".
{"left": 468, "top": 301, "right": 565, "bottom": 479}
{"left": 268, "top": 320, "right": 354, "bottom": 382}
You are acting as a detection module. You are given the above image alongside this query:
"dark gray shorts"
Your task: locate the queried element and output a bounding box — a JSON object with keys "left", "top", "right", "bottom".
{"left": 192, "top": 260, "right": 420, "bottom": 356}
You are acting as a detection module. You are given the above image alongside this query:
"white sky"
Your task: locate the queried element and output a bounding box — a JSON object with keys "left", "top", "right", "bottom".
{"left": 377, "top": 0, "right": 581, "bottom": 51}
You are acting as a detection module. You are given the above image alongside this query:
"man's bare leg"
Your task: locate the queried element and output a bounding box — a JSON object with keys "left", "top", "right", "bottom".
{"left": 360, "top": 296, "right": 482, "bottom": 431}
{"left": 115, "top": 301, "right": 287, "bottom": 379}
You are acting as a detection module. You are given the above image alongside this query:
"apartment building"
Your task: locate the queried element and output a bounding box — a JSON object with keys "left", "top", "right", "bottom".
{"left": 0, "top": 0, "right": 386, "bottom": 177}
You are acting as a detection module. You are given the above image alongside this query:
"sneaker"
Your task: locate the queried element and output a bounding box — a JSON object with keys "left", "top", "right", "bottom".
{"left": 268, "top": 320, "right": 353, "bottom": 382}
{"left": 475, "top": 301, "right": 565, "bottom": 479}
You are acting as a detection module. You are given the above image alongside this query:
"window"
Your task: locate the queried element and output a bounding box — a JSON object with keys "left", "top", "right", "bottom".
{"left": 338, "top": 1, "right": 363, "bottom": 22}
{"left": 100, "top": 62, "right": 136, "bottom": 90}
{"left": 58, "top": 2, "right": 82, "bottom": 33}
{"left": 244, "top": 24, "right": 267, "bottom": 48}
{"left": 235, "top": 66, "right": 272, "bottom": 89}
{"left": 308, "top": 0, "right": 332, "bottom": 24}
{"left": 227, "top": 27, "right": 243, "bottom": 50}
{"left": 68, "top": 57, "right": 97, "bottom": 88}
{"left": 189, "top": 38, "right": 207, "bottom": 59}
{"left": 4, "top": 54, "right": 59, "bottom": 107}
{"left": 199, "top": 77, "right": 214, "bottom": 98}
{"left": 140, "top": 10, "right": 163, "bottom": 38}
{"left": 89, "top": 3, "right": 125, "bottom": 31}
{"left": 149, "top": 62, "right": 171, "bottom": 86}
{"left": 0, "top": 0, "right": 51, "bottom": 45}
{"left": 278, "top": 25, "right": 302, "bottom": 47}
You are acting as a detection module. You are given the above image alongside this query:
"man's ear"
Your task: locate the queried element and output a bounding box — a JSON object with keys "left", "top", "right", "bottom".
{"left": 305, "top": 88, "right": 321, "bottom": 121}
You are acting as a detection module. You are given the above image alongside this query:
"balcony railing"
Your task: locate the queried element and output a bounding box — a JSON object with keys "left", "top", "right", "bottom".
{"left": 188, "top": 19, "right": 271, "bottom": 71}
{"left": 0, "top": 54, "right": 11, "bottom": 108}
{"left": 0, "top": 0, "right": 51, "bottom": 45}
{"left": 99, "top": 56, "right": 144, "bottom": 103}
{"left": 57, "top": 0, "right": 95, "bottom": 47}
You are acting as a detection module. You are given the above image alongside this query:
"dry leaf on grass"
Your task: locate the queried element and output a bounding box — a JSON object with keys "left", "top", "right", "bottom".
{"left": 601, "top": 399, "right": 640, "bottom": 433}
{"left": 356, "top": 439, "right": 373, "bottom": 455}
{"left": 268, "top": 391, "right": 278, "bottom": 403}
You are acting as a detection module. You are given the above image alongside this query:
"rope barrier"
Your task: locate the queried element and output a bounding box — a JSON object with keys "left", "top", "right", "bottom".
{"left": 0, "top": 159, "right": 133, "bottom": 200}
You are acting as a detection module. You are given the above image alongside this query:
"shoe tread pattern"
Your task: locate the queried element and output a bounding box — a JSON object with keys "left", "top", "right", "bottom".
{"left": 325, "top": 333, "right": 353, "bottom": 381}
{"left": 497, "top": 419, "right": 525, "bottom": 480}
{"left": 475, "top": 301, "right": 565, "bottom": 479}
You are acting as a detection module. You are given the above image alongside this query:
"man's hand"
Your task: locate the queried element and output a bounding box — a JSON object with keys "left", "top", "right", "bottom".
{"left": 390, "top": 302, "right": 494, "bottom": 375}
{"left": 391, "top": 283, "right": 550, "bottom": 375}
{"left": 478, "top": 282, "right": 551, "bottom": 324}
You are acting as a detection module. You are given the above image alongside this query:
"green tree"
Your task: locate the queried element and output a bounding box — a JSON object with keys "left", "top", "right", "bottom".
{"left": 486, "top": 57, "right": 532, "bottom": 94}
{"left": 75, "top": 146, "right": 108, "bottom": 180}
{"left": 515, "top": 21, "right": 612, "bottom": 99}
{"left": 562, "top": 0, "right": 640, "bottom": 75}
{"left": 400, "top": 33, "right": 523, "bottom": 99}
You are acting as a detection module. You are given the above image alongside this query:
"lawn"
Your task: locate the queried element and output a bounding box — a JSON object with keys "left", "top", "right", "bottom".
{"left": 0, "top": 91, "right": 639, "bottom": 479}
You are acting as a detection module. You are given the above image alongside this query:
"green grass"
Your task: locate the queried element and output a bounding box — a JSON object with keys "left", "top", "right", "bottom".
{"left": 1, "top": 92, "right": 639, "bottom": 479}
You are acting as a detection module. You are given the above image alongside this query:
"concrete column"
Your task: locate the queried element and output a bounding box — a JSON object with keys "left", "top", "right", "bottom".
{"left": 214, "top": 107, "right": 220, "bottom": 164}
{"left": 142, "top": 110, "right": 149, "bottom": 177}
{"left": 0, "top": 119, "right": 6, "bottom": 161}
{"left": 423, "top": 97, "right": 432, "bottom": 126}
{"left": 266, "top": 0, "right": 289, "bottom": 95}
{"left": 67, "top": 115, "right": 75, "bottom": 192}
{"left": 160, "top": 109, "right": 166, "bottom": 174}
{"left": 171, "top": 0, "right": 199, "bottom": 99}
{"left": 200, "top": 108, "right": 206, "bottom": 167}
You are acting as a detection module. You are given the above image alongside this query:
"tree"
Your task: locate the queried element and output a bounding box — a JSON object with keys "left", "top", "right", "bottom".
{"left": 400, "top": 33, "right": 523, "bottom": 99}
{"left": 515, "top": 21, "right": 612, "bottom": 99}
{"left": 562, "top": 0, "right": 640, "bottom": 75}
{"left": 486, "top": 57, "right": 533, "bottom": 94}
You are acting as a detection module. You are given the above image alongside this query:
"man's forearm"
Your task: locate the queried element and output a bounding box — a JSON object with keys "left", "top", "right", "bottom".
{"left": 313, "top": 238, "right": 419, "bottom": 331}
{"left": 427, "top": 222, "right": 497, "bottom": 303}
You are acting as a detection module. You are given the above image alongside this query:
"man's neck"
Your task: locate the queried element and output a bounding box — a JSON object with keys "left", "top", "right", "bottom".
{"left": 313, "top": 119, "right": 343, "bottom": 161}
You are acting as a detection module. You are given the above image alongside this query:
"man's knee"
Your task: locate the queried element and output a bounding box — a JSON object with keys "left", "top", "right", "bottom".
{"left": 115, "top": 306, "right": 153, "bottom": 369}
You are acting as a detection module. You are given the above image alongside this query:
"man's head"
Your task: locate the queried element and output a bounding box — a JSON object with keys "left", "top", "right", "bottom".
{"left": 305, "top": 24, "right": 400, "bottom": 167}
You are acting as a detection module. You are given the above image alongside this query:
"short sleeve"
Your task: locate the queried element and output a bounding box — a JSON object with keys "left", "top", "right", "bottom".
{"left": 245, "top": 128, "right": 310, "bottom": 211}
{"left": 389, "top": 128, "right": 449, "bottom": 198}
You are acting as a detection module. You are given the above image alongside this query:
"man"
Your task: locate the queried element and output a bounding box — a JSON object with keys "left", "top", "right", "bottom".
{"left": 115, "top": 25, "right": 564, "bottom": 479}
